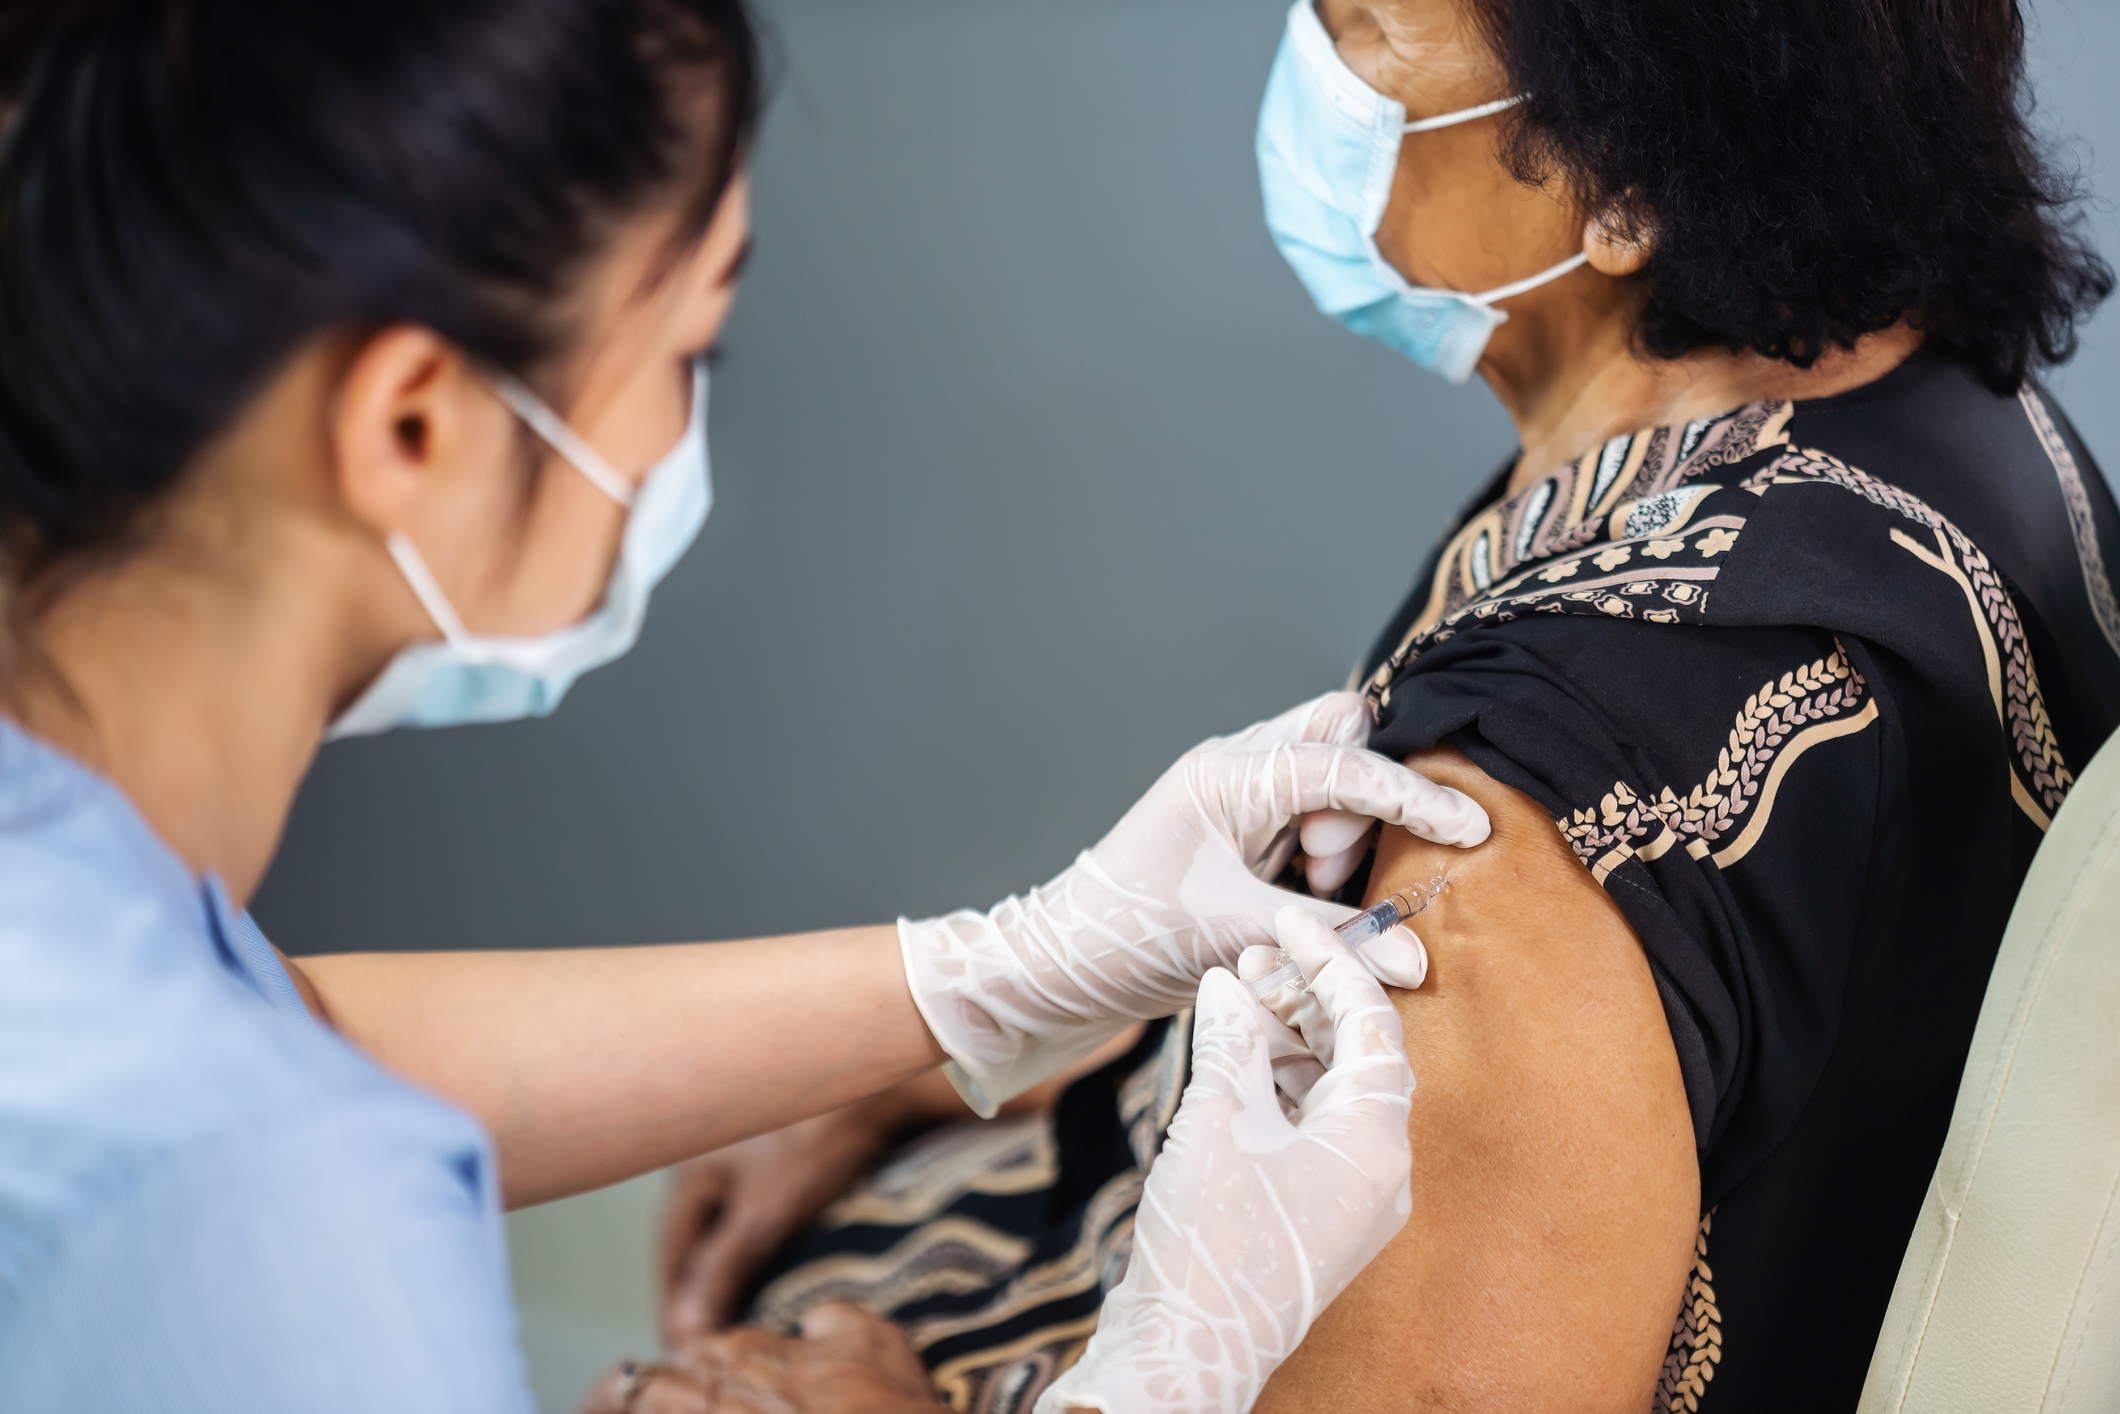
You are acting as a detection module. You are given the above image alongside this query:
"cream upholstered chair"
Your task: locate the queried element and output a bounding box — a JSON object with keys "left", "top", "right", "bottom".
{"left": 1859, "top": 734, "right": 2120, "bottom": 1413}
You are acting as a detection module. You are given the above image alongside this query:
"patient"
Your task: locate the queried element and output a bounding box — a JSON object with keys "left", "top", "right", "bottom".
{"left": 637, "top": 0, "right": 2120, "bottom": 1409}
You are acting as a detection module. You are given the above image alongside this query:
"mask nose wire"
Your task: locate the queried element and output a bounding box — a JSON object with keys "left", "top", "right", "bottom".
{"left": 487, "top": 373, "right": 639, "bottom": 509}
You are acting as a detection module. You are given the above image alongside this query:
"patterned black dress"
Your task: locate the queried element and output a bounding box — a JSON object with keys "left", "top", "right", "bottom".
{"left": 750, "top": 350, "right": 2120, "bottom": 1414}
{"left": 1359, "top": 349, "right": 2120, "bottom": 1410}
{"left": 746, "top": 1015, "right": 1189, "bottom": 1412}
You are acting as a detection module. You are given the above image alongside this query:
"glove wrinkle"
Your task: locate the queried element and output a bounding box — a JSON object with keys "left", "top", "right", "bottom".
{"left": 900, "top": 690, "right": 1470, "bottom": 1138}
{"left": 1035, "top": 942, "right": 1415, "bottom": 1414}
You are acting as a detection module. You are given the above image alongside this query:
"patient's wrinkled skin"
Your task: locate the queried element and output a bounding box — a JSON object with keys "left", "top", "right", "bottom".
{"left": 581, "top": 1304, "right": 933, "bottom": 1414}
{"left": 1321, "top": 0, "right": 1918, "bottom": 491}
{"left": 658, "top": 1113, "right": 908, "bottom": 1345}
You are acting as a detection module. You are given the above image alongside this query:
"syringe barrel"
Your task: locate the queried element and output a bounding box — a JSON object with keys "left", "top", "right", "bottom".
{"left": 1332, "top": 897, "right": 1403, "bottom": 949}
{"left": 1249, "top": 898, "right": 1402, "bottom": 998}
{"left": 1247, "top": 881, "right": 1441, "bottom": 999}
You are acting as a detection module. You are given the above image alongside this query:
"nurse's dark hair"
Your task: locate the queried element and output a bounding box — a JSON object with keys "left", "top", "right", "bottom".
{"left": 1467, "top": 0, "right": 2112, "bottom": 393}
{"left": 0, "top": 0, "right": 760, "bottom": 583}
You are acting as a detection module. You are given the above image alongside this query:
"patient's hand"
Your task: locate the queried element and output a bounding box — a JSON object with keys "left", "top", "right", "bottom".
{"left": 584, "top": 1305, "right": 939, "bottom": 1412}
{"left": 660, "top": 1028, "right": 1148, "bottom": 1343}
{"left": 1255, "top": 746, "right": 1700, "bottom": 1413}
{"left": 660, "top": 1111, "right": 903, "bottom": 1343}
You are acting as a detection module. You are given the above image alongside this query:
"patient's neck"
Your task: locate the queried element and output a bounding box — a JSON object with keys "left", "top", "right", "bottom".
{"left": 1480, "top": 282, "right": 1923, "bottom": 495}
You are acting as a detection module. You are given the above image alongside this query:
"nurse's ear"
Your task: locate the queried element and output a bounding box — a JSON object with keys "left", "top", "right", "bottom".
{"left": 326, "top": 326, "right": 516, "bottom": 536}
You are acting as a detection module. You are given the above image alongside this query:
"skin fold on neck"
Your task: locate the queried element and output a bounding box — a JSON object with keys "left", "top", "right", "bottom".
{"left": 1487, "top": 303, "right": 1924, "bottom": 495}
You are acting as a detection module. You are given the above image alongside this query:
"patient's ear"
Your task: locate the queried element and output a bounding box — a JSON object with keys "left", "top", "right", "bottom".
{"left": 1584, "top": 207, "right": 1655, "bottom": 277}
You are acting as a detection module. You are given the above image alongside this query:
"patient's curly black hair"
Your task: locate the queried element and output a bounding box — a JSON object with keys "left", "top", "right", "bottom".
{"left": 1469, "top": 0, "right": 2113, "bottom": 393}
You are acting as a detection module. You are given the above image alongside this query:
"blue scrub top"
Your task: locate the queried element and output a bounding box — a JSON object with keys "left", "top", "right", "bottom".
{"left": 0, "top": 718, "right": 533, "bottom": 1412}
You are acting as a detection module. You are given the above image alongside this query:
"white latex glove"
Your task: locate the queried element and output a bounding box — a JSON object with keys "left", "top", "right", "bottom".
{"left": 1033, "top": 906, "right": 1416, "bottom": 1414}
{"left": 898, "top": 691, "right": 1485, "bottom": 1115}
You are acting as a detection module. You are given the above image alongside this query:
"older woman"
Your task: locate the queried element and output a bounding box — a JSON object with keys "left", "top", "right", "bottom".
{"left": 654, "top": 0, "right": 2117, "bottom": 1410}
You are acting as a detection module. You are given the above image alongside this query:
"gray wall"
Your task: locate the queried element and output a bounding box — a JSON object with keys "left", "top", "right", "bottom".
{"left": 255, "top": 0, "right": 2120, "bottom": 957}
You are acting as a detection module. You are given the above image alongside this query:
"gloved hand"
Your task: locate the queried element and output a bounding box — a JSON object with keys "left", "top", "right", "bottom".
{"left": 1032, "top": 906, "right": 1416, "bottom": 1414}
{"left": 898, "top": 691, "right": 1484, "bottom": 1115}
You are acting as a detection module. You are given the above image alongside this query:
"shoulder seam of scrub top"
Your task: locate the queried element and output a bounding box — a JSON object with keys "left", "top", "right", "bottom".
{"left": 0, "top": 717, "right": 304, "bottom": 1016}
{"left": 203, "top": 875, "right": 310, "bottom": 1020}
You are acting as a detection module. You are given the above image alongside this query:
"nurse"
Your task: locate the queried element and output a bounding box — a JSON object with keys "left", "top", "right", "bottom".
{"left": 0, "top": 2, "right": 1486, "bottom": 1411}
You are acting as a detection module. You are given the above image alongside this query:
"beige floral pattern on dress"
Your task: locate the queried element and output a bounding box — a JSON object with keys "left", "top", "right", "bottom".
{"left": 1399, "top": 401, "right": 1794, "bottom": 640}
{"left": 1558, "top": 646, "right": 1871, "bottom": 879}
{"left": 748, "top": 1018, "right": 1195, "bottom": 1414}
{"left": 1743, "top": 446, "right": 2072, "bottom": 821}
{"left": 2019, "top": 386, "right": 2120, "bottom": 659}
{"left": 1654, "top": 1210, "right": 1722, "bottom": 1413}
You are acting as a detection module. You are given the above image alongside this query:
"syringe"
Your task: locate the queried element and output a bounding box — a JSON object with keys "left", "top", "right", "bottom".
{"left": 1247, "top": 875, "right": 1449, "bottom": 998}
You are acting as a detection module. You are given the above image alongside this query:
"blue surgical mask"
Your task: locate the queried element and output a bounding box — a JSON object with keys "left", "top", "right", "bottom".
{"left": 327, "top": 363, "right": 713, "bottom": 739}
{"left": 1255, "top": 0, "right": 1587, "bottom": 383}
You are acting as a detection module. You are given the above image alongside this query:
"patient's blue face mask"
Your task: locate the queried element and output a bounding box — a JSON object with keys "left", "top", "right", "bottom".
{"left": 1255, "top": 0, "right": 1587, "bottom": 384}
{"left": 327, "top": 363, "right": 712, "bottom": 739}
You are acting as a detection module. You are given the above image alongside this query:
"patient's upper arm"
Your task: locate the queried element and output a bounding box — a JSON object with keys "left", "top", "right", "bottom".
{"left": 1256, "top": 746, "right": 1699, "bottom": 1413}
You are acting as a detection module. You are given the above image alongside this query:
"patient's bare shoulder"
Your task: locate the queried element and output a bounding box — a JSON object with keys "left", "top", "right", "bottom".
{"left": 1256, "top": 746, "right": 1699, "bottom": 1413}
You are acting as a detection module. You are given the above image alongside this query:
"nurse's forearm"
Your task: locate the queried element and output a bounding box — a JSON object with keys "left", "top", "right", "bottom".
{"left": 294, "top": 926, "right": 947, "bottom": 1208}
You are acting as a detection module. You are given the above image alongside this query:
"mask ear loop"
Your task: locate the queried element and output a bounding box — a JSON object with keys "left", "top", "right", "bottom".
{"left": 1402, "top": 93, "right": 1524, "bottom": 133}
{"left": 1470, "top": 250, "right": 1591, "bottom": 306}
{"left": 384, "top": 531, "right": 477, "bottom": 650}
{"left": 1358, "top": 90, "right": 1535, "bottom": 268}
{"left": 385, "top": 372, "right": 640, "bottom": 649}
{"left": 1393, "top": 93, "right": 1588, "bottom": 308}
{"left": 487, "top": 374, "right": 638, "bottom": 509}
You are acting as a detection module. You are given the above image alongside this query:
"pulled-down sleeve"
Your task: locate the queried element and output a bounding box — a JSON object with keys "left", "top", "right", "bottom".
{"left": 1364, "top": 613, "right": 1890, "bottom": 1199}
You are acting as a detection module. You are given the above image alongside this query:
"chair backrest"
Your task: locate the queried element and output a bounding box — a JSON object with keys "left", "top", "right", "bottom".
{"left": 1859, "top": 734, "right": 2120, "bottom": 1414}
